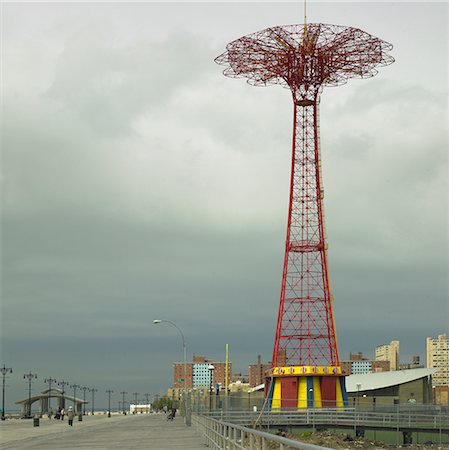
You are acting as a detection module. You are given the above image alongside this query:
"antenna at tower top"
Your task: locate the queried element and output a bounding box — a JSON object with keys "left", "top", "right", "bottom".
{"left": 303, "top": 0, "right": 307, "bottom": 38}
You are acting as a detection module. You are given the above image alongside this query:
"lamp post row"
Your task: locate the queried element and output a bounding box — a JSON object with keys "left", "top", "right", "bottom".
{"left": 0, "top": 367, "right": 130, "bottom": 418}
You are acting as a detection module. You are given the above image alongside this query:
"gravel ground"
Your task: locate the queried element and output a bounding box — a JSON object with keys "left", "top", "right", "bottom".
{"left": 284, "top": 430, "right": 449, "bottom": 450}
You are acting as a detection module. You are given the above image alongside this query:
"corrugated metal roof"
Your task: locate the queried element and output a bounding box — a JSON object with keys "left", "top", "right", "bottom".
{"left": 247, "top": 368, "right": 436, "bottom": 393}
{"left": 248, "top": 383, "right": 265, "bottom": 393}
{"left": 346, "top": 368, "right": 436, "bottom": 392}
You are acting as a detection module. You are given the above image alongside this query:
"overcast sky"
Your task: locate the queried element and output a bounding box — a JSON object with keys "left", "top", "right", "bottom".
{"left": 1, "top": 1, "right": 448, "bottom": 410}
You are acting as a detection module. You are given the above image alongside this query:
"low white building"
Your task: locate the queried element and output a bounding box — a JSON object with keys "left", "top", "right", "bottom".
{"left": 129, "top": 403, "right": 151, "bottom": 414}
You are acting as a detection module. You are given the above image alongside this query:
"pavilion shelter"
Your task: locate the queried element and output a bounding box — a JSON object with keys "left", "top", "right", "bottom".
{"left": 15, "top": 387, "right": 86, "bottom": 416}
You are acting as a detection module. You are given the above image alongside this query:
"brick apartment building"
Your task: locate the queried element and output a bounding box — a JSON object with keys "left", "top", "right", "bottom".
{"left": 173, "top": 355, "right": 232, "bottom": 390}
{"left": 248, "top": 355, "right": 271, "bottom": 387}
{"left": 341, "top": 352, "right": 390, "bottom": 375}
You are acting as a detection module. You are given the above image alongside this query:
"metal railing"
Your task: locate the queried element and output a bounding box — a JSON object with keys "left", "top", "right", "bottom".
{"left": 192, "top": 408, "right": 449, "bottom": 448}
{"left": 193, "top": 414, "right": 334, "bottom": 450}
{"left": 200, "top": 408, "right": 448, "bottom": 432}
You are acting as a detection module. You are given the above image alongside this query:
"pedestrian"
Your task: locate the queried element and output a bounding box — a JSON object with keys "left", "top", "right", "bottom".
{"left": 67, "top": 406, "right": 75, "bottom": 426}
{"left": 60, "top": 407, "right": 65, "bottom": 420}
{"left": 55, "top": 406, "right": 61, "bottom": 420}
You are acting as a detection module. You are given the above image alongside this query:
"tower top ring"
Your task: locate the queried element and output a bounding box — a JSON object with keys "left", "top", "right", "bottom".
{"left": 215, "top": 23, "right": 394, "bottom": 90}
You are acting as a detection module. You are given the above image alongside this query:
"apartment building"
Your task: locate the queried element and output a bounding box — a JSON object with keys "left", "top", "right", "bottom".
{"left": 427, "top": 334, "right": 449, "bottom": 387}
{"left": 173, "top": 355, "right": 232, "bottom": 390}
{"left": 248, "top": 355, "right": 271, "bottom": 386}
{"left": 341, "top": 352, "right": 390, "bottom": 375}
{"left": 375, "top": 340, "right": 400, "bottom": 371}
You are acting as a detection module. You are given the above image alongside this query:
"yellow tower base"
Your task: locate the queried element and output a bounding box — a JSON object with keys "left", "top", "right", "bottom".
{"left": 267, "top": 366, "right": 347, "bottom": 409}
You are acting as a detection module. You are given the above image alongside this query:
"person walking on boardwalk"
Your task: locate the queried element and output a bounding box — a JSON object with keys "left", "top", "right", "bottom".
{"left": 60, "top": 407, "right": 65, "bottom": 420}
{"left": 67, "top": 406, "right": 75, "bottom": 426}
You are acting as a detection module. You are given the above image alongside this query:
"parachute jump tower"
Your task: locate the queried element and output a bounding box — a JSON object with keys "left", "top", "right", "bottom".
{"left": 216, "top": 23, "right": 393, "bottom": 409}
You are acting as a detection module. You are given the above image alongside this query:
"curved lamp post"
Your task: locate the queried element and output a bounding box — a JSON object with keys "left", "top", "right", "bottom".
{"left": 153, "top": 319, "right": 188, "bottom": 423}
{"left": 153, "top": 320, "right": 187, "bottom": 396}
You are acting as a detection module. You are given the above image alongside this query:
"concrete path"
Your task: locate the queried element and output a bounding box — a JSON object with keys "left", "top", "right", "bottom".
{"left": 0, "top": 413, "right": 206, "bottom": 449}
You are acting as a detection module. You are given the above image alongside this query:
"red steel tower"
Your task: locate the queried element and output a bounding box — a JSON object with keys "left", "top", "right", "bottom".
{"left": 216, "top": 23, "right": 393, "bottom": 408}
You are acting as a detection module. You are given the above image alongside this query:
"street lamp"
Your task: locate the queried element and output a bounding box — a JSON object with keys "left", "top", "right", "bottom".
{"left": 1, "top": 365, "right": 13, "bottom": 420}
{"left": 356, "top": 383, "right": 362, "bottom": 409}
{"left": 44, "top": 377, "right": 57, "bottom": 415}
{"left": 143, "top": 393, "right": 151, "bottom": 413}
{"left": 132, "top": 392, "right": 139, "bottom": 414}
{"left": 208, "top": 364, "right": 215, "bottom": 412}
{"left": 81, "top": 386, "right": 89, "bottom": 415}
{"left": 153, "top": 320, "right": 187, "bottom": 395}
{"left": 89, "top": 388, "right": 98, "bottom": 415}
{"left": 120, "top": 391, "right": 127, "bottom": 415}
{"left": 106, "top": 390, "right": 114, "bottom": 417}
{"left": 57, "top": 380, "right": 69, "bottom": 410}
{"left": 23, "top": 372, "right": 37, "bottom": 418}
{"left": 70, "top": 384, "right": 80, "bottom": 412}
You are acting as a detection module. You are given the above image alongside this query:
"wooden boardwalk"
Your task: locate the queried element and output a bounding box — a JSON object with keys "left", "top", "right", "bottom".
{"left": 0, "top": 413, "right": 206, "bottom": 449}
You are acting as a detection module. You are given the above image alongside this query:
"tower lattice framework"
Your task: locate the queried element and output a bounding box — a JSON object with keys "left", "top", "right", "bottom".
{"left": 273, "top": 90, "right": 338, "bottom": 369}
{"left": 216, "top": 23, "right": 393, "bottom": 408}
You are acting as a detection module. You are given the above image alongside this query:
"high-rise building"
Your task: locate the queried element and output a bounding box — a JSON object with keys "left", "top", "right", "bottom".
{"left": 427, "top": 334, "right": 449, "bottom": 387}
{"left": 375, "top": 340, "right": 400, "bottom": 371}
{"left": 172, "top": 355, "right": 232, "bottom": 390}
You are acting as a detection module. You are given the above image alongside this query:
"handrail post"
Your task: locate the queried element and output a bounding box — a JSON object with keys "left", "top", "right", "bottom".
{"left": 220, "top": 422, "right": 223, "bottom": 449}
